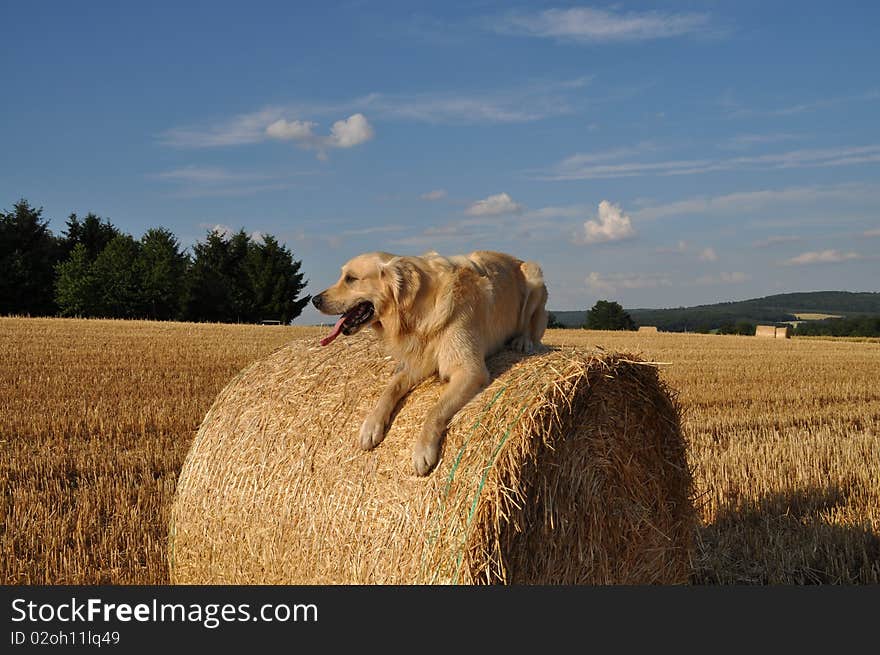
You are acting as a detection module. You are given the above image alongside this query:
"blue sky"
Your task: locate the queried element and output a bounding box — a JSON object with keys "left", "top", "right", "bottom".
{"left": 2, "top": 1, "right": 878, "bottom": 323}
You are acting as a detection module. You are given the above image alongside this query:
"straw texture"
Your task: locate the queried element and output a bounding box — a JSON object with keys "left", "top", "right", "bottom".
{"left": 169, "top": 334, "right": 695, "bottom": 584}
{"left": 756, "top": 325, "right": 777, "bottom": 338}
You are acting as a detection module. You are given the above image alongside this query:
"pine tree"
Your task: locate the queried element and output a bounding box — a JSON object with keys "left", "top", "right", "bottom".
{"left": 91, "top": 234, "right": 144, "bottom": 318}
{"left": 55, "top": 243, "right": 99, "bottom": 317}
{"left": 244, "top": 235, "right": 310, "bottom": 324}
{"left": 138, "top": 228, "right": 188, "bottom": 320}
{"left": 0, "top": 199, "right": 62, "bottom": 316}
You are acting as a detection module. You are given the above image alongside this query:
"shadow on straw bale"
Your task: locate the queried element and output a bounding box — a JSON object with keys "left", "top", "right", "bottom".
{"left": 169, "top": 334, "right": 695, "bottom": 584}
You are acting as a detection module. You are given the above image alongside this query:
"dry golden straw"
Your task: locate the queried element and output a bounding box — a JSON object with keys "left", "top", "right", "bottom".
{"left": 775, "top": 326, "right": 791, "bottom": 339}
{"left": 755, "top": 325, "right": 777, "bottom": 338}
{"left": 169, "top": 334, "right": 695, "bottom": 584}
{"left": 638, "top": 326, "right": 659, "bottom": 333}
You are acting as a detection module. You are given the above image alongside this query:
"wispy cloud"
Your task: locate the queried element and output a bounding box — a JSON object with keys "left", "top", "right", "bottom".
{"left": 656, "top": 240, "right": 689, "bottom": 254}
{"left": 340, "top": 224, "right": 408, "bottom": 237}
{"left": 465, "top": 192, "right": 522, "bottom": 216}
{"left": 354, "top": 77, "right": 590, "bottom": 124}
{"left": 634, "top": 183, "right": 880, "bottom": 221}
{"left": 153, "top": 166, "right": 315, "bottom": 198}
{"left": 540, "top": 144, "right": 880, "bottom": 181}
{"left": 586, "top": 271, "right": 672, "bottom": 295}
{"left": 160, "top": 78, "right": 591, "bottom": 147}
{"left": 160, "top": 108, "right": 286, "bottom": 148}
{"left": 156, "top": 166, "right": 268, "bottom": 184}
{"left": 523, "top": 204, "right": 592, "bottom": 220}
{"left": 420, "top": 189, "right": 448, "bottom": 201}
{"left": 698, "top": 247, "right": 718, "bottom": 262}
{"left": 574, "top": 200, "right": 636, "bottom": 245}
{"left": 720, "top": 132, "right": 801, "bottom": 150}
{"left": 390, "top": 221, "right": 495, "bottom": 248}
{"left": 784, "top": 249, "right": 863, "bottom": 266}
{"left": 693, "top": 271, "right": 749, "bottom": 285}
{"left": 864, "top": 228, "right": 880, "bottom": 237}
{"left": 723, "top": 89, "right": 880, "bottom": 119}
{"left": 494, "top": 7, "right": 711, "bottom": 43}
{"left": 752, "top": 235, "right": 803, "bottom": 248}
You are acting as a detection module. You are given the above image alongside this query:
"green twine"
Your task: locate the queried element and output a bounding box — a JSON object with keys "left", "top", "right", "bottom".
{"left": 420, "top": 385, "right": 508, "bottom": 582}
{"left": 451, "top": 403, "right": 530, "bottom": 585}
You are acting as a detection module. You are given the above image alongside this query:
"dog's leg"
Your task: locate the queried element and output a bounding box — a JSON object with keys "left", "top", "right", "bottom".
{"left": 510, "top": 261, "right": 548, "bottom": 353}
{"left": 360, "top": 366, "right": 420, "bottom": 450}
{"left": 528, "top": 284, "right": 548, "bottom": 345}
{"left": 412, "top": 363, "right": 489, "bottom": 476}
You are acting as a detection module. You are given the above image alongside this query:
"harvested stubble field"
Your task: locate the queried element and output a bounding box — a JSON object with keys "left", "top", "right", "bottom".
{"left": 1, "top": 317, "right": 878, "bottom": 584}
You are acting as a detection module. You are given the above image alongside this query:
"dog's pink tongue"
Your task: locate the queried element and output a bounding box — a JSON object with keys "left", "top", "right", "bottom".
{"left": 320, "top": 315, "right": 347, "bottom": 346}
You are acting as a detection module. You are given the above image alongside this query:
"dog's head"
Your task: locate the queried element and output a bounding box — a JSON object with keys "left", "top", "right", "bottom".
{"left": 313, "top": 252, "right": 424, "bottom": 345}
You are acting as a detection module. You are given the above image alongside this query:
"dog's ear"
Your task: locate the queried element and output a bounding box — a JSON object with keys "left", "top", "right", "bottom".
{"left": 379, "top": 257, "right": 423, "bottom": 334}
{"left": 380, "top": 257, "right": 422, "bottom": 309}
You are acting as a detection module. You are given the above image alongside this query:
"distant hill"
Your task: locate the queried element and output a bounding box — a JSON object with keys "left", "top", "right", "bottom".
{"left": 550, "top": 291, "right": 880, "bottom": 332}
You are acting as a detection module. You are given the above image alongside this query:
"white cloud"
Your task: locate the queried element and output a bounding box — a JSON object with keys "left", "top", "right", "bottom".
{"left": 205, "top": 223, "right": 235, "bottom": 239}
{"left": 420, "top": 189, "right": 448, "bottom": 201}
{"left": 784, "top": 250, "right": 863, "bottom": 266}
{"left": 694, "top": 271, "right": 750, "bottom": 285}
{"left": 265, "top": 113, "right": 374, "bottom": 157}
{"left": 586, "top": 271, "right": 672, "bottom": 295}
{"left": 265, "top": 119, "right": 316, "bottom": 140}
{"left": 496, "top": 8, "right": 710, "bottom": 42}
{"left": 161, "top": 78, "right": 590, "bottom": 148}
{"left": 698, "top": 247, "right": 718, "bottom": 262}
{"left": 576, "top": 200, "right": 636, "bottom": 244}
{"left": 465, "top": 192, "right": 522, "bottom": 216}
{"left": 196, "top": 223, "right": 266, "bottom": 243}
{"left": 161, "top": 107, "right": 373, "bottom": 157}
{"left": 326, "top": 113, "right": 374, "bottom": 148}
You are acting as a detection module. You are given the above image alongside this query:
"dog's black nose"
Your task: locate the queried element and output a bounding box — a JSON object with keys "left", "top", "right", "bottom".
{"left": 312, "top": 293, "right": 323, "bottom": 310}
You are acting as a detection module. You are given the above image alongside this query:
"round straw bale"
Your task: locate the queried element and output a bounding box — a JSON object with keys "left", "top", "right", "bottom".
{"left": 169, "top": 334, "right": 695, "bottom": 584}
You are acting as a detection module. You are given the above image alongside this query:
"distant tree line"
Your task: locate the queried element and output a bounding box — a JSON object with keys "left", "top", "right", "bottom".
{"left": 549, "top": 301, "right": 880, "bottom": 337}
{"left": 1, "top": 199, "right": 310, "bottom": 323}
{"left": 793, "top": 316, "right": 880, "bottom": 338}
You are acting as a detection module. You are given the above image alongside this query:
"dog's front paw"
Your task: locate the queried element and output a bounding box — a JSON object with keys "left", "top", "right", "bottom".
{"left": 509, "top": 335, "right": 534, "bottom": 354}
{"left": 359, "top": 414, "right": 387, "bottom": 450}
{"left": 412, "top": 439, "right": 441, "bottom": 476}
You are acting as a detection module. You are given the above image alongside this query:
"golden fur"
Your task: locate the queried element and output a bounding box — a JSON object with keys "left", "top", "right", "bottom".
{"left": 312, "top": 250, "right": 548, "bottom": 475}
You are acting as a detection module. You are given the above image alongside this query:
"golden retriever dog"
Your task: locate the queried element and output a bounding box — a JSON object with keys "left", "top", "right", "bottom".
{"left": 312, "top": 250, "right": 548, "bottom": 476}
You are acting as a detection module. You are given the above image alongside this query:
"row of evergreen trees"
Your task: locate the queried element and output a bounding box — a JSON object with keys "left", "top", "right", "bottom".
{"left": 1, "top": 199, "right": 310, "bottom": 323}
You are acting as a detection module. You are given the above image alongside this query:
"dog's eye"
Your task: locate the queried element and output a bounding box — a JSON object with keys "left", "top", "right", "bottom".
{"left": 345, "top": 274, "right": 358, "bottom": 284}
